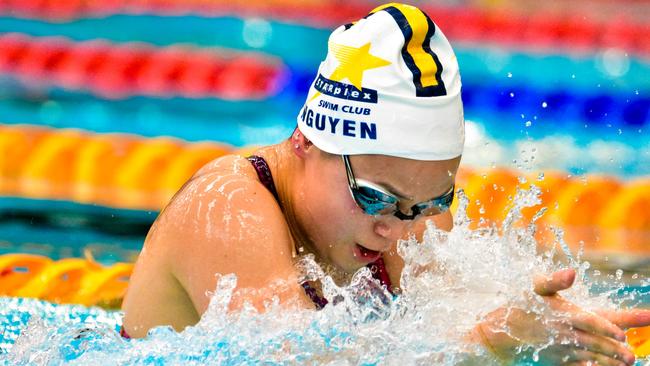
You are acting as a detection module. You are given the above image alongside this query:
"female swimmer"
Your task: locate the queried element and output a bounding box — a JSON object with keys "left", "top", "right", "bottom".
{"left": 122, "top": 3, "right": 650, "bottom": 364}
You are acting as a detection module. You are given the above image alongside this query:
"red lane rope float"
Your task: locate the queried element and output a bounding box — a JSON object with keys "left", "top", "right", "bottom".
{"left": 0, "top": 1, "right": 647, "bottom": 56}
{"left": 0, "top": 33, "right": 286, "bottom": 100}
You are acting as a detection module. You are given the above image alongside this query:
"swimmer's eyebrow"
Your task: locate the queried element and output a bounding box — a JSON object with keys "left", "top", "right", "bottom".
{"left": 373, "top": 180, "right": 412, "bottom": 200}
{"left": 377, "top": 181, "right": 454, "bottom": 201}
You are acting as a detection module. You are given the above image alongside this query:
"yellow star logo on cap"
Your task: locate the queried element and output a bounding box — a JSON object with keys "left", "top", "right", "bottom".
{"left": 329, "top": 42, "right": 391, "bottom": 90}
{"left": 308, "top": 42, "right": 390, "bottom": 102}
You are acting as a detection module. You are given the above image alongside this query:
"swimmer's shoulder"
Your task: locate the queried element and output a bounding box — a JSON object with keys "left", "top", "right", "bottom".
{"left": 159, "top": 154, "right": 264, "bottom": 218}
{"left": 145, "top": 153, "right": 302, "bottom": 312}
{"left": 192, "top": 154, "right": 254, "bottom": 179}
{"left": 152, "top": 152, "right": 295, "bottom": 275}
{"left": 159, "top": 153, "right": 287, "bottom": 240}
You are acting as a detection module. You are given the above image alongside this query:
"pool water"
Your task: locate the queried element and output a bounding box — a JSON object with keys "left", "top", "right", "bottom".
{"left": 0, "top": 2, "right": 648, "bottom": 365}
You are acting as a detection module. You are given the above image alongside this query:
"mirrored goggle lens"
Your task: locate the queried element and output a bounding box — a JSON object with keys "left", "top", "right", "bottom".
{"left": 353, "top": 186, "right": 397, "bottom": 216}
{"left": 413, "top": 188, "right": 454, "bottom": 215}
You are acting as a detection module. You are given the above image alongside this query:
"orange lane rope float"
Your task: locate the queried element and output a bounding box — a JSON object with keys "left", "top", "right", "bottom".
{"left": 453, "top": 168, "right": 649, "bottom": 253}
{"left": 0, "top": 123, "right": 648, "bottom": 251}
{"left": 627, "top": 326, "right": 650, "bottom": 358}
{"left": 0, "top": 252, "right": 132, "bottom": 309}
{"left": 0, "top": 124, "right": 239, "bottom": 210}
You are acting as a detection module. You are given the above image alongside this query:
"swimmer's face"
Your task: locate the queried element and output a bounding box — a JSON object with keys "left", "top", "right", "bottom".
{"left": 298, "top": 147, "right": 460, "bottom": 273}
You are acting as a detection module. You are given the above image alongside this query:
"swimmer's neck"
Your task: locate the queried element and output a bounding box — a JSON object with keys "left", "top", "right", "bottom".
{"left": 249, "top": 140, "right": 360, "bottom": 285}
{"left": 253, "top": 141, "right": 314, "bottom": 257}
{"left": 254, "top": 141, "right": 356, "bottom": 285}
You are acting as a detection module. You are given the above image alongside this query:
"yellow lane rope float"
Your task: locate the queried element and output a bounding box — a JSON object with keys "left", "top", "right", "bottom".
{"left": 0, "top": 252, "right": 132, "bottom": 309}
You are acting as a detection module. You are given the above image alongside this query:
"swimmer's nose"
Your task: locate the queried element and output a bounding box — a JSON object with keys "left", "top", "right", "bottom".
{"left": 374, "top": 221, "right": 392, "bottom": 238}
{"left": 373, "top": 219, "right": 405, "bottom": 250}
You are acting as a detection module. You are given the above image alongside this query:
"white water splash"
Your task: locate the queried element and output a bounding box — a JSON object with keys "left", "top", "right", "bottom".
{"left": 1, "top": 186, "right": 645, "bottom": 365}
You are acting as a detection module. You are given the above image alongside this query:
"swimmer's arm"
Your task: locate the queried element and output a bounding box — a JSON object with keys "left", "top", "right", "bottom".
{"left": 123, "top": 170, "right": 313, "bottom": 337}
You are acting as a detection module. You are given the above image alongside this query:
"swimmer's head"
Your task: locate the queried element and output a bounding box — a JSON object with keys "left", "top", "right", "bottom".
{"left": 296, "top": 3, "right": 464, "bottom": 161}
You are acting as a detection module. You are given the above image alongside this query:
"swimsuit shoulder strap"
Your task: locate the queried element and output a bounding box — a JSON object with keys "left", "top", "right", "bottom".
{"left": 247, "top": 155, "right": 280, "bottom": 203}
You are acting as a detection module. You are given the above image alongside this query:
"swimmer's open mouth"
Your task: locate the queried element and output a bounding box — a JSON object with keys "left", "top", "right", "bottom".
{"left": 355, "top": 243, "right": 381, "bottom": 260}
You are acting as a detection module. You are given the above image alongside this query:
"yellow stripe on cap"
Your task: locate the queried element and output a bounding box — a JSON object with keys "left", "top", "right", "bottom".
{"left": 369, "top": 3, "right": 446, "bottom": 96}
{"left": 390, "top": 3, "right": 440, "bottom": 89}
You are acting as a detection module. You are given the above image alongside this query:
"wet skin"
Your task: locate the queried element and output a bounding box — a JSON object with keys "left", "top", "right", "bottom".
{"left": 122, "top": 131, "right": 650, "bottom": 365}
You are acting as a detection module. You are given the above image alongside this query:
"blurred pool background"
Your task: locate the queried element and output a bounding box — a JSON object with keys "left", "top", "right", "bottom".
{"left": 0, "top": 0, "right": 648, "bottom": 350}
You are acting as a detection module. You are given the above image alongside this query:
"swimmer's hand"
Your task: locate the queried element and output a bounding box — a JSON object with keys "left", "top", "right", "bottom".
{"left": 471, "top": 269, "right": 647, "bottom": 365}
{"left": 535, "top": 269, "right": 650, "bottom": 333}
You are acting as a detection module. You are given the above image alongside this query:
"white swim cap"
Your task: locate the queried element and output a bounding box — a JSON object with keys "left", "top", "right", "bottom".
{"left": 296, "top": 3, "right": 464, "bottom": 161}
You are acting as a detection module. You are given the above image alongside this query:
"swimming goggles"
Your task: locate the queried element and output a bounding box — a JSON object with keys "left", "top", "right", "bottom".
{"left": 342, "top": 155, "right": 454, "bottom": 220}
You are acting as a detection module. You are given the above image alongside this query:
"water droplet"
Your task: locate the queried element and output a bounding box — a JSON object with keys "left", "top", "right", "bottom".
{"left": 507, "top": 72, "right": 513, "bottom": 78}
{"left": 525, "top": 121, "right": 532, "bottom": 127}
{"left": 541, "top": 101, "right": 548, "bottom": 108}
{"left": 509, "top": 92, "right": 515, "bottom": 98}
{"left": 537, "top": 173, "right": 544, "bottom": 181}
{"left": 616, "top": 269, "right": 623, "bottom": 280}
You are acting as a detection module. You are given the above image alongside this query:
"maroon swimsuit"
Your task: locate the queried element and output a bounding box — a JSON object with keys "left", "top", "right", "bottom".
{"left": 120, "top": 155, "right": 393, "bottom": 338}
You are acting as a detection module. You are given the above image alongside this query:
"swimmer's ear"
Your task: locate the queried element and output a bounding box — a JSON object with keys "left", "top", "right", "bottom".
{"left": 292, "top": 129, "right": 313, "bottom": 157}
